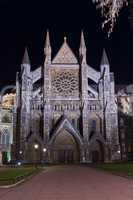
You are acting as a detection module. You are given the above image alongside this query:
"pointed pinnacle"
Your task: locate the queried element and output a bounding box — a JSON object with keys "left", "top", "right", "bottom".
{"left": 22, "top": 48, "right": 30, "bottom": 65}
{"left": 16, "top": 72, "right": 19, "bottom": 81}
{"left": 44, "top": 30, "right": 51, "bottom": 56}
{"left": 101, "top": 49, "right": 109, "bottom": 65}
{"left": 79, "top": 31, "right": 86, "bottom": 57}
{"left": 45, "top": 30, "right": 51, "bottom": 48}
{"left": 64, "top": 36, "right": 67, "bottom": 43}
{"left": 80, "top": 30, "right": 86, "bottom": 48}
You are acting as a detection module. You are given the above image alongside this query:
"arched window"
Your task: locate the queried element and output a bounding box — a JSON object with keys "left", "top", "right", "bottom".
{"left": 0, "top": 129, "right": 10, "bottom": 145}
{"left": 1, "top": 133, "right": 6, "bottom": 144}
{"left": 6, "top": 133, "right": 10, "bottom": 144}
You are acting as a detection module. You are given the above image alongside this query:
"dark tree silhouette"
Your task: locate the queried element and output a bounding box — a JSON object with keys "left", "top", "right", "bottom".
{"left": 92, "top": 0, "right": 128, "bottom": 35}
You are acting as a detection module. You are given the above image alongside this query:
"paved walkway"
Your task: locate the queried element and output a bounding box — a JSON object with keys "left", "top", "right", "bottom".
{"left": 0, "top": 165, "right": 133, "bottom": 200}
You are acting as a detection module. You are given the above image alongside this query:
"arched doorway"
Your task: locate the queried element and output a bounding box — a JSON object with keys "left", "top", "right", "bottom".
{"left": 50, "top": 129, "right": 80, "bottom": 164}
{"left": 90, "top": 140, "right": 104, "bottom": 163}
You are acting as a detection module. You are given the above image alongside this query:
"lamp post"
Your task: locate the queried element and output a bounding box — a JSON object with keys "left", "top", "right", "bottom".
{"left": 34, "top": 144, "right": 39, "bottom": 168}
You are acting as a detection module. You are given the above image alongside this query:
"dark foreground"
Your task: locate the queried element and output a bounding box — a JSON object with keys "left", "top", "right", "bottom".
{"left": 0, "top": 165, "right": 133, "bottom": 200}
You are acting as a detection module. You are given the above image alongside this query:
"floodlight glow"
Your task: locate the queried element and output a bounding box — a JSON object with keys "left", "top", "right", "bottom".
{"left": 19, "top": 150, "right": 23, "bottom": 154}
{"left": 34, "top": 144, "right": 39, "bottom": 149}
{"left": 43, "top": 148, "right": 47, "bottom": 152}
{"left": 17, "top": 162, "right": 21, "bottom": 166}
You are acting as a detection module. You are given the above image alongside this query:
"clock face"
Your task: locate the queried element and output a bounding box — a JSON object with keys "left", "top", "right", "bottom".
{"left": 51, "top": 70, "right": 79, "bottom": 97}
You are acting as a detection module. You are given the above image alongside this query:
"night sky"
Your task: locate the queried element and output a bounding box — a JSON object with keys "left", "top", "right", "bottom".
{"left": 0, "top": 0, "right": 133, "bottom": 90}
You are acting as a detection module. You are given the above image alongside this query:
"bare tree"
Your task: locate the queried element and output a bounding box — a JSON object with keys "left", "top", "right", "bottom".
{"left": 92, "top": 0, "right": 128, "bottom": 36}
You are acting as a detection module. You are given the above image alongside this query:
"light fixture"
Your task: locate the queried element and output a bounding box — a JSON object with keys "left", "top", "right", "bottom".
{"left": 17, "top": 161, "right": 21, "bottom": 166}
{"left": 34, "top": 144, "right": 39, "bottom": 149}
{"left": 117, "top": 150, "right": 121, "bottom": 154}
{"left": 43, "top": 148, "right": 47, "bottom": 152}
{"left": 19, "top": 150, "right": 23, "bottom": 154}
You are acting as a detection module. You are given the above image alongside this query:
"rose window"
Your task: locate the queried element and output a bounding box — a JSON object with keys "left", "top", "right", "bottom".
{"left": 52, "top": 71, "right": 78, "bottom": 96}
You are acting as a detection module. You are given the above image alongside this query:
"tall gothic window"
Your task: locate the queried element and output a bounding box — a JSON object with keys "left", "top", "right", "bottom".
{"left": 0, "top": 129, "right": 10, "bottom": 145}
{"left": 6, "top": 133, "right": 10, "bottom": 144}
{"left": 1, "top": 133, "right": 5, "bottom": 144}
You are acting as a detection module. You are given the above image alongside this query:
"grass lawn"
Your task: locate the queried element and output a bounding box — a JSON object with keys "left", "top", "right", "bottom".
{"left": 97, "top": 163, "right": 133, "bottom": 176}
{"left": 0, "top": 166, "right": 41, "bottom": 186}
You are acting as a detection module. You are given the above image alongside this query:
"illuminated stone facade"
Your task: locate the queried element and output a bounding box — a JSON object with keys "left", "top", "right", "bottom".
{"left": 14, "top": 31, "right": 120, "bottom": 164}
{"left": 0, "top": 93, "right": 14, "bottom": 164}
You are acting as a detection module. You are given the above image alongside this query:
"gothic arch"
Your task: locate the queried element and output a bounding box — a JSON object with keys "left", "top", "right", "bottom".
{"left": 48, "top": 117, "right": 83, "bottom": 148}
{"left": 48, "top": 117, "right": 82, "bottom": 164}
{"left": 89, "top": 119, "right": 106, "bottom": 163}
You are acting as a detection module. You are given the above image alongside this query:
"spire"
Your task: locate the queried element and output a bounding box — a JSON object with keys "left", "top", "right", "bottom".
{"left": 79, "top": 31, "right": 86, "bottom": 64}
{"left": 101, "top": 49, "right": 109, "bottom": 66}
{"left": 22, "top": 48, "right": 30, "bottom": 65}
{"left": 16, "top": 72, "right": 20, "bottom": 107}
{"left": 64, "top": 36, "right": 67, "bottom": 43}
{"left": 44, "top": 30, "right": 51, "bottom": 63}
{"left": 80, "top": 31, "right": 86, "bottom": 51}
{"left": 16, "top": 71, "right": 19, "bottom": 82}
{"left": 44, "top": 30, "right": 51, "bottom": 55}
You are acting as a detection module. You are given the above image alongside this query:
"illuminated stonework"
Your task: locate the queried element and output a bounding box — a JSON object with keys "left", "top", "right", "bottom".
{"left": 13, "top": 32, "right": 120, "bottom": 164}
{"left": 52, "top": 37, "right": 78, "bottom": 64}
{"left": 2, "top": 93, "right": 16, "bottom": 108}
{"left": 51, "top": 70, "right": 79, "bottom": 97}
{"left": 0, "top": 31, "right": 133, "bottom": 164}
{"left": 0, "top": 93, "right": 14, "bottom": 164}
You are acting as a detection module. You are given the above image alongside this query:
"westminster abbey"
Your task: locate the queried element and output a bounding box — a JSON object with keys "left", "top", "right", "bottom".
{"left": 9, "top": 31, "right": 122, "bottom": 164}
{"left": 0, "top": 32, "right": 129, "bottom": 164}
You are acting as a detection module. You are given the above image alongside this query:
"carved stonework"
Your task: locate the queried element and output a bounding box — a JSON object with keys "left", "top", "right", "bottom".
{"left": 51, "top": 69, "right": 79, "bottom": 97}
{"left": 14, "top": 33, "right": 120, "bottom": 164}
{"left": 52, "top": 38, "right": 78, "bottom": 64}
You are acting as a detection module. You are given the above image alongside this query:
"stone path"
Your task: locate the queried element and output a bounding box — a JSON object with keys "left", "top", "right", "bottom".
{"left": 0, "top": 165, "right": 133, "bottom": 200}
